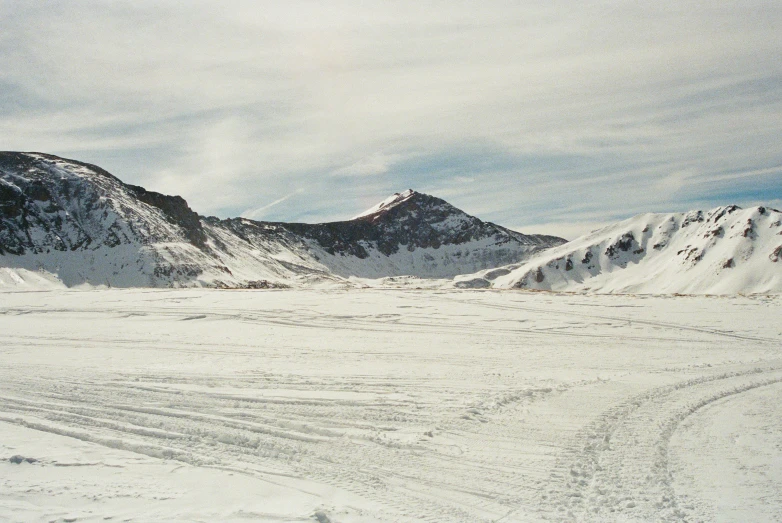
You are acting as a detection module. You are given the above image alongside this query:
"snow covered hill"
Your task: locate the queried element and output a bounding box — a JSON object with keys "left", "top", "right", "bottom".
{"left": 0, "top": 152, "right": 232, "bottom": 288}
{"left": 0, "top": 152, "right": 563, "bottom": 288}
{"left": 456, "top": 205, "right": 782, "bottom": 294}
{"left": 5, "top": 152, "right": 779, "bottom": 294}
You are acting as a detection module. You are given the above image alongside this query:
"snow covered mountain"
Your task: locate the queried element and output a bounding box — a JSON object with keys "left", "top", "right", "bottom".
{"left": 0, "top": 152, "right": 229, "bottom": 287}
{"left": 0, "top": 152, "right": 563, "bottom": 288}
{"left": 277, "top": 189, "right": 565, "bottom": 278}
{"left": 456, "top": 205, "right": 782, "bottom": 294}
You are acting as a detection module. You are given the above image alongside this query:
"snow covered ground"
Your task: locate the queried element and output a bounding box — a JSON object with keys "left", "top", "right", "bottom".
{"left": 1, "top": 288, "right": 781, "bottom": 522}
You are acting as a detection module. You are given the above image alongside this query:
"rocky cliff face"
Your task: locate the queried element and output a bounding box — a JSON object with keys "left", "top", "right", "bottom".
{"left": 0, "top": 152, "right": 564, "bottom": 287}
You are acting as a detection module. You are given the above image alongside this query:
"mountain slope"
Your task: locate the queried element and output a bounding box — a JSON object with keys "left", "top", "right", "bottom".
{"left": 455, "top": 205, "right": 782, "bottom": 294}
{"left": 0, "top": 152, "right": 228, "bottom": 287}
{"left": 276, "top": 189, "right": 565, "bottom": 278}
{"left": 1, "top": 152, "right": 563, "bottom": 287}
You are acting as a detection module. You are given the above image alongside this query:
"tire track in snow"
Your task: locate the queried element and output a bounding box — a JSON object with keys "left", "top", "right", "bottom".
{"left": 0, "top": 303, "right": 733, "bottom": 345}
{"left": 3, "top": 291, "right": 779, "bottom": 522}
{"left": 0, "top": 372, "right": 547, "bottom": 523}
{"left": 448, "top": 297, "right": 778, "bottom": 344}
{"left": 536, "top": 362, "right": 782, "bottom": 521}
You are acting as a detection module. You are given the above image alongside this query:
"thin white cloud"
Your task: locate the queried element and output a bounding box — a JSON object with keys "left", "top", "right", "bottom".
{"left": 241, "top": 190, "right": 303, "bottom": 220}
{"left": 331, "top": 153, "right": 399, "bottom": 177}
{"left": 1, "top": 1, "right": 781, "bottom": 231}
{"left": 656, "top": 169, "right": 698, "bottom": 195}
{"left": 512, "top": 221, "right": 617, "bottom": 242}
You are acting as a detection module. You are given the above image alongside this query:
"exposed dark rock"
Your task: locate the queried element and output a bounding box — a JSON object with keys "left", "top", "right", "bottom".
{"left": 681, "top": 211, "right": 704, "bottom": 228}
{"left": 454, "top": 278, "right": 491, "bottom": 289}
{"left": 742, "top": 219, "right": 755, "bottom": 239}
{"left": 276, "top": 191, "right": 564, "bottom": 259}
{"left": 483, "top": 267, "right": 512, "bottom": 280}
{"left": 126, "top": 184, "right": 207, "bottom": 249}
{"left": 605, "top": 232, "right": 636, "bottom": 258}
{"left": 9, "top": 455, "right": 37, "bottom": 464}
{"left": 708, "top": 205, "right": 739, "bottom": 223}
{"left": 679, "top": 246, "right": 704, "bottom": 263}
{"left": 244, "top": 280, "right": 290, "bottom": 289}
{"left": 581, "top": 250, "right": 593, "bottom": 264}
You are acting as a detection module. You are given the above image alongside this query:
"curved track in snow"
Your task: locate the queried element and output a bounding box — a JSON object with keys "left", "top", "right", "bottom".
{"left": 536, "top": 364, "right": 782, "bottom": 521}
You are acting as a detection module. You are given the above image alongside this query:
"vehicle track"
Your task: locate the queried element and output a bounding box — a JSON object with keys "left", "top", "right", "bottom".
{"left": 534, "top": 362, "right": 782, "bottom": 521}
{"left": 448, "top": 296, "right": 779, "bottom": 344}
{"left": 0, "top": 304, "right": 738, "bottom": 346}
{"left": 0, "top": 371, "right": 554, "bottom": 523}
{"left": 2, "top": 291, "right": 780, "bottom": 522}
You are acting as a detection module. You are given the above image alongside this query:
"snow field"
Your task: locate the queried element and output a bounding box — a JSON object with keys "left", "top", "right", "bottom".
{"left": 0, "top": 289, "right": 781, "bottom": 522}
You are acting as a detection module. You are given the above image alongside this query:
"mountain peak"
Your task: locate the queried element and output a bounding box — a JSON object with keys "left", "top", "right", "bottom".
{"left": 351, "top": 189, "right": 420, "bottom": 220}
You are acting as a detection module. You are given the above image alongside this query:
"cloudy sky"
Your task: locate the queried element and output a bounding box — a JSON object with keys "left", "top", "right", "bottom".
{"left": 2, "top": 1, "right": 781, "bottom": 238}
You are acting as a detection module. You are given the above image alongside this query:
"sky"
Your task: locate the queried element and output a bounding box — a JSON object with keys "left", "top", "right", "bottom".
{"left": 2, "top": 1, "right": 781, "bottom": 239}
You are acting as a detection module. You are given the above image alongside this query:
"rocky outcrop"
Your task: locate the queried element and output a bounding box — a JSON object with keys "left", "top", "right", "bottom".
{"left": 282, "top": 190, "right": 562, "bottom": 257}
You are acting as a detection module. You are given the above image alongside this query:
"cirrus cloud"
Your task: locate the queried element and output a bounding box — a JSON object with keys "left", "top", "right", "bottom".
{"left": 1, "top": 1, "right": 781, "bottom": 238}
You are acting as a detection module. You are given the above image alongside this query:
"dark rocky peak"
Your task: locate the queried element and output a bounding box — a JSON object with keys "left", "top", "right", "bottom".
{"left": 276, "top": 189, "right": 487, "bottom": 258}
{"left": 124, "top": 183, "right": 206, "bottom": 249}
{"left": 277, "top": 190, "right": 565, "bottom": 258}
{"left": 352, "top": 189, "right": 470, "bottom": 227}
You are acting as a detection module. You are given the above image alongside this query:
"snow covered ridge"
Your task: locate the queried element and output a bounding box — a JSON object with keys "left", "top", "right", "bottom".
{"left": 0, "top": 152, "right": 564, "bottom": 288}
{"left": 456, "top": 205, "right": 782, "bottom": 294}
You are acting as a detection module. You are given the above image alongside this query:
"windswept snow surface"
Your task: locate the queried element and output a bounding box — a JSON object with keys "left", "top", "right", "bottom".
{"left": 1, "top": 289, "right": 781, "bottom": 522}
{"left": 0, "top": 268, "right": 66, "bottom": 290}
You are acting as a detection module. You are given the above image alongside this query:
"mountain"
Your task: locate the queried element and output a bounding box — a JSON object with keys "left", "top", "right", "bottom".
{"left": 455, "top": 205, "right": 782, "bottom": 294}
{"left": 0, "top": 152, "right": 564, "bottom": 288}
{"left": 0, "top": 152, "right": 229, "bottom": 288}
{"left": 275, "top": 189, "right": 565, "bottom": 278}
